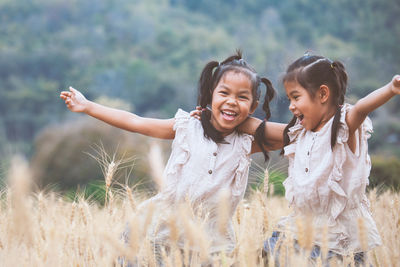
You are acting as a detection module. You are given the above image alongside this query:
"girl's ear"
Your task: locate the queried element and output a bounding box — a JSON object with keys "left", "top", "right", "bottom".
{"left": 319, "top": 85, "right": 330, "bottom": 104}
{"left": 250, "top": 100, "right": 259, "bottom": 114}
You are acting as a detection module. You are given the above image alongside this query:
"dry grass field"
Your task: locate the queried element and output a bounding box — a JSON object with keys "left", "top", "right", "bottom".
{"left": 1, "top": 155, "right": 399, "bottom": 267}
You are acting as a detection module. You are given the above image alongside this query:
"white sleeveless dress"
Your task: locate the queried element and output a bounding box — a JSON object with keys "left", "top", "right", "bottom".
{"left": 279, "top": 103, "right": 381, "bottom": 254}
{"left": 138, "top": 109, "right": 253, "bottom": 254}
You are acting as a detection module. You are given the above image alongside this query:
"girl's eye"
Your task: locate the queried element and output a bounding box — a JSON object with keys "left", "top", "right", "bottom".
{"left": 219, "top": 91, "right": 228, "bottom": 95}
{"left": 239, "top": 95, "right": 249, "bottom": 100}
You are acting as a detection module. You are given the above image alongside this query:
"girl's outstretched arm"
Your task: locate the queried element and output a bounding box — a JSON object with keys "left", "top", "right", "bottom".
{"left": 238, "top": 117, "right": 286, "bottom": 153}
{"left": 60, "top": 87, "right": 175, "bottom": 139}
{"left": 346, "top": 75, "right": 400, "bottom": 147}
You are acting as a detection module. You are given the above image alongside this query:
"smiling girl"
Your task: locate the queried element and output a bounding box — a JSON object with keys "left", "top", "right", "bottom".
{"left": 262, "top": 55, "right": 400, "bottom": 264}
{"left": 60, "top": 51, "right": 281, "bottom": 264}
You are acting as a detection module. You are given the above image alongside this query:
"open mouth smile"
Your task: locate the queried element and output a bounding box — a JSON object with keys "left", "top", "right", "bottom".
{"left": 221, "top": 110, "right": 238, "bottom": 121}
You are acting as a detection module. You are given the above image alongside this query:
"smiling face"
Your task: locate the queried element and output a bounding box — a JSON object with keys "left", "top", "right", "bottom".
{"left": 210, "top": 71, "right": 257, "bottom": 136}
{"left": 285, "top": 81, "right": 329, "bottom": 132}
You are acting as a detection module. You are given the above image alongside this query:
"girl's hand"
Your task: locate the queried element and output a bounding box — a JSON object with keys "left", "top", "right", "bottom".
{"left": 391, "top": 75, "right": 400, "bottom": 94}
{"left": 189, "top": 106, "right": 202, "bottom": 120}
{"left": 60, "top": 87, "right": 88, "bottom": 113}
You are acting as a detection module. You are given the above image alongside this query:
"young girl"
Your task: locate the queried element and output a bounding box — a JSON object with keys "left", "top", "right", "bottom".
{"left": 60, "top": 51, "right": 282, "bottom": 262}
{"left": 235, "top": 54, "right": 400, "bottom": 264}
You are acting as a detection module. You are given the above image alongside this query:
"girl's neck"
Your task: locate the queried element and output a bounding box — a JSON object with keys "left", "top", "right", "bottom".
{"left": 312, "top": 105, "right": 338, "bottom": 132}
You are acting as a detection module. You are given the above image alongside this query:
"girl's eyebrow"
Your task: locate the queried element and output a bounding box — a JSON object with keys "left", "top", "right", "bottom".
{"left": 218, "top": 85, "right": 251, "bottom": 94}
{"left": 288, "top": 90, "right": 300, "bottom": 96}
{"left": 238, "top": 89, "right": 252, "bottom": 95}
{"left": 218, "top": 84, "right": 231, "bottom": 90}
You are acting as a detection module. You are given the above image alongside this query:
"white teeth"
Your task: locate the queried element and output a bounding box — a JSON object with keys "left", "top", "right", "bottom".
{"left": 222, "top": 111, "right": 236, "bottom": 116}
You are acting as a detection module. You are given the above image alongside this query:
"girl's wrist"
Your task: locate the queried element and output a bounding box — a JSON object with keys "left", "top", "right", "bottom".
{"left": 83, "top": 100, "right": 93, "bottom": 114}
{"left": 389, "top": 83, "right": 399, "bottom": 96}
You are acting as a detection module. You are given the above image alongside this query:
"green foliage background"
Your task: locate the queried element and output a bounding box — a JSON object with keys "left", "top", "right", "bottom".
{"left": 0, "top": 0, "right": 399, "bottom": 192}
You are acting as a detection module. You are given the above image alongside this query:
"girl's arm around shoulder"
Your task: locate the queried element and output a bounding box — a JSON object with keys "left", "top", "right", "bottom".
{"left": 238, "top": 117, "right": 286, "bottom": 153}
{"left": 189, "top": 107, "right": 286, "bottom": 152}
{"left": 60, "top": 87, "right": 175, "bottom": 139}
{"left": 346, "top": 75, "right": 400, "bottom": 135}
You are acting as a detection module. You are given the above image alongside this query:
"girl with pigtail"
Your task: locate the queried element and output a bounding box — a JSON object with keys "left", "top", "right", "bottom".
{"left": 223, "top": 54, "right": 400, "bottom": 265}
{"left": 60, "top": 50, "right": 281, "bottom": 264}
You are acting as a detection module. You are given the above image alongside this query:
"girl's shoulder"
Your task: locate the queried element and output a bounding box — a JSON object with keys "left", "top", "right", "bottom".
{"left": 173, "top": 108, "right": 199, "bottom": 131}
{"left": 173, "top": 108, "right": 189, "bottom": 125}
{"left": 286, "top": 118, "right": 304, "bottom": 143}
{"left": 339, "top": 103, "right": 373, "bottom": 143}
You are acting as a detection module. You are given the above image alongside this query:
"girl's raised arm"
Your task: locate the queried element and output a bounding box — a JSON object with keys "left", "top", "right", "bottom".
{"left": 60, "top": 87, "right": 175, "bottom": 139}
{"left": 346, "top": 75, "right": 400, "bottom": 136}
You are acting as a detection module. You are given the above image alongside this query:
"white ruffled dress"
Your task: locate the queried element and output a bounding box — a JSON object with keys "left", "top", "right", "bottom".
{"left": 279, "top": 104, "right": 381, "bottom": 255}
{"left": 138, "top": 109, "right": 253, "bottom": 254}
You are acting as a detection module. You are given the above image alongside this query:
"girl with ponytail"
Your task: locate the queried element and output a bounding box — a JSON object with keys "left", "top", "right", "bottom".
{"left": 196, "top": 50, "right": 280, "bottom": 160}
{"left": 60, "top": 50, "right": 277, "bottom": 264}
{"left": 252, "top": 54, "right": 399, "bottom": 264}
{"left": 194, "top": 53, "right": 399, "bottom": 264}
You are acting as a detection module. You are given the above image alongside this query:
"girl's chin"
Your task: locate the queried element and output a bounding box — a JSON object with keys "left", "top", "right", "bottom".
{"left": 211, "top": 117, "right": 238, "bottom": 133}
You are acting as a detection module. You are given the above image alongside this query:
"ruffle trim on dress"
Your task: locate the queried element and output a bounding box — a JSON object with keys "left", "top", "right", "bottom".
{"left": 327, "top": 104, "right": 373, "bottom": 218}
{"left": 326, "top": 104, "right": 349, "bottom": 219}
{"left": 283, "top": 119, "right": 303, "bottom": 157}
{"left": 282, "top": 119, "right": 302, "bottom": 205}
{"left": 231, "top": 134, "right": 253, "bottom": 196}
{"left": 283, "top": 104, "right": 372, "bottom": 221}
{"left": 167, "top": 109, "right": 190, "bottom": 176}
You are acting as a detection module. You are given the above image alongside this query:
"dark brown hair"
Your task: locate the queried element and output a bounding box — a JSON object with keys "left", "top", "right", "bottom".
{"left": 197, "top": 50, "right": 275, "bottom": 160}
{"left": 281, "top": 55, "right": 348, "bottom": 153}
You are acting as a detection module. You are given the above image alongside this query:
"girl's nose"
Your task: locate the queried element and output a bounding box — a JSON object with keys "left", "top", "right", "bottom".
{"left": 226, "top": 97, "right": 237, "bottom": 105}
{"left": 289, "top": 102, "right": 295, "bottom": 112}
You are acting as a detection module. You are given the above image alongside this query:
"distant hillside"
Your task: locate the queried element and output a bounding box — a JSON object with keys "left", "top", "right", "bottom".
{"left": 0, "top": 0, "right": 399, "bottom": 159}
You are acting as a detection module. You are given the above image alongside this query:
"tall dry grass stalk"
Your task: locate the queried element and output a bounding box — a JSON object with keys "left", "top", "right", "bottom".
{"left": 321, "top": 224, "right": 329, "bottom": 261}
{"left": 7, "top": 155, "right": 33, "bottom": 246}
{"left": 217, "top": 189, "right": 230, "bottom": 235}
{"left": 357, "top": 217, "right": 369, "bottom": 266}
{"left": 87, "top": 143, "right": 136, "bottom": 205}
{"left": 357, "top": 217, "right": 367, "bottom": 252}
{"left": 263, "top": 168, "right": 269, "bottom": 195}
{"left": 148, "top": 141, "right": 166, "bottom": 191}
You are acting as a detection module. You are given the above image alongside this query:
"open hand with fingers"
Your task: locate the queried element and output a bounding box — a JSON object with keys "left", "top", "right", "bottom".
{"left": 60, "top": 87, "right": 88, "bottom": 113}
{"left": 189, "top": 106, "right": 202, "bottom": 120}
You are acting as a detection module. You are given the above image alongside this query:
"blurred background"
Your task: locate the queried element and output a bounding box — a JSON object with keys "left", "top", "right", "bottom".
{"left": 0, "top": 0, "right": 399, "bottom": 197}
